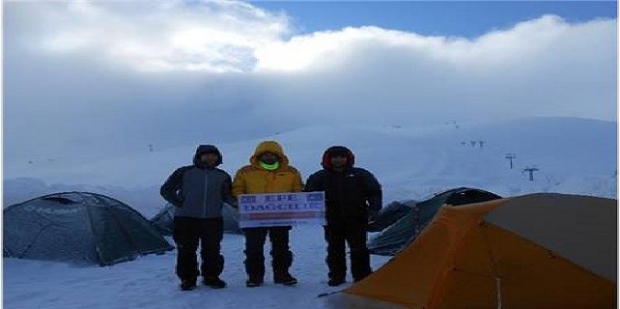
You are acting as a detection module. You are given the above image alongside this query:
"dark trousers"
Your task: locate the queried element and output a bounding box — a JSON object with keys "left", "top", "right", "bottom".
{"left": 324, "top": 222, "right": 371, "bottom": 282}
{"left": 173, "top": 217, "right": 224, "bottom": 281}
{"left": 243, "top": 226, "right": 293, "bottom": 279}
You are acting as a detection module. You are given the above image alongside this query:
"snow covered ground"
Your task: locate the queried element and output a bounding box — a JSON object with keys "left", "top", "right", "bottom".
{"left": 4, "top": 226, "right": 393, "bottom": 309}
{"left": 3, "top": 117, "right": 617, "bottom": 309}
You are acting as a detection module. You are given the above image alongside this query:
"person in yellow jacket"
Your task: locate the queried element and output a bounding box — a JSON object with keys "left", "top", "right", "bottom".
{"left": 232, "top": 141, "right": 303, "bottom": 287}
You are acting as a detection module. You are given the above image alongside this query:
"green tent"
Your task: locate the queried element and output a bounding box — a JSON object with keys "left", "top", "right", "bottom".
{"left": 3, "top": 191, "right": 174, "bottom": 266}
{"left": 367, "top": 199, "right": 416, "bottom": 232}
{"left": 150, "top": 203, "right": 242, "bottom": 235}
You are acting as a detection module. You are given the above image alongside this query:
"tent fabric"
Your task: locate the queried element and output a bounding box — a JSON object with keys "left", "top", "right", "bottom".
{"left": 367, "top": 200, "right": 416, "bottom": 232}
{"left": 4, "top": 191, "right": 174, "bottom": 266}
{"left": 368, "top": 187, "right": 501, "bottom": 256}
{"left": 484, "top": 193, "right": 617, "bottom": 282}
{"left": 342, "top": 193, "right": 616, "bottom": 309}
{"left": 150, "top": 203, "right": 242, "bottom": 235}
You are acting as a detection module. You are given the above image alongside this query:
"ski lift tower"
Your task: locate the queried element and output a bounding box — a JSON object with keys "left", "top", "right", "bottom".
{"left": 505, "top": 153, "right": 516, "bottom": 169}
{"left": 523, "top": 166, "right": 539, "bottom": 181}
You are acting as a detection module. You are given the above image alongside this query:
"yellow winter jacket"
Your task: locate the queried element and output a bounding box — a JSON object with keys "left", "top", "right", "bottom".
{"left": 232, "top": 141, "right": 303, "bottom": 197}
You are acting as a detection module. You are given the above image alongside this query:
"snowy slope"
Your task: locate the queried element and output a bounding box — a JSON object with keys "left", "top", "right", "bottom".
{"left": 3, "top": 117, "right": 617, "bottom": 309}
{"left": 4, "top": 117, "right": 616, "bottom": 216}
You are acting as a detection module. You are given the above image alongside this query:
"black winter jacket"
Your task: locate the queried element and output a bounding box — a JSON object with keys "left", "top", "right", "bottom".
{"left": 305, "top": 146, "right": 382, "bottom": 226}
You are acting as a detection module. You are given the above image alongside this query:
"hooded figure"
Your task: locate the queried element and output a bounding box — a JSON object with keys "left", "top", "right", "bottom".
{"left": 232, "top": 141, "right": 303, "bottom": 287}
{"left": 305, "top": 145, "right": 382, "bottom": 286}
{"left": 160, "top": 144, "right": 235, "bottom": 291}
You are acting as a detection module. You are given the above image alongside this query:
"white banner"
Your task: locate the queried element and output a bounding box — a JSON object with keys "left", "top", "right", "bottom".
{"left": 238, "top": 192, "right": 325, "bottom": 228}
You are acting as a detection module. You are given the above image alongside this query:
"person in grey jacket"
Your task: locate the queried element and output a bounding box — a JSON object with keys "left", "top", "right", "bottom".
{"left": 160, "top": 144, "right": 236, "bottom": 291}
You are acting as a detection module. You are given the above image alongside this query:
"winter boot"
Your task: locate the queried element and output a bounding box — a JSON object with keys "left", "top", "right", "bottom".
{"left": 246, "top": 276, "right": 263, "bottom": 288}
{"left": 274, "top": 271, "right": 297, "bottom": 286}
{"left": 327, "top": 277, "right": 345, "bottom": 287}
{"left": 203, "top": 276, "right": 227, "bottom": 289}
{"left": 180, "top": 279, "right": 197, "bottom": 291}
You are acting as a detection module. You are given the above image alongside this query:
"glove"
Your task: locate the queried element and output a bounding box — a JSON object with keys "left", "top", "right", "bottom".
{"left": 232, "top": 207, "right": 239, "bottom": 220}
{"left": 172, "top": 194, "right": 184, "bottom": 207}
{"left": 225, "top": 202, "right": 239, "bottom": 219}
{"left": 368, "top": 209, "right": 380, "bottom": 223}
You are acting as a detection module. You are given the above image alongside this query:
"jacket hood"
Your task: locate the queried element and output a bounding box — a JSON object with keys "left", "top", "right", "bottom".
{"left": 250, "top": 141, "right": 289, "bottom": 169}
{"left": 321, "top": 145, "right": 355, "bottom": 170}
{"left": 193, "top": 144, "right": 223, "bottom": 166}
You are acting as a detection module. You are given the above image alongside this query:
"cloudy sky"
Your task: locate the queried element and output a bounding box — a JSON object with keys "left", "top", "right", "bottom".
{"left": 3, "top": 1, "right": 617, "bottom": 162}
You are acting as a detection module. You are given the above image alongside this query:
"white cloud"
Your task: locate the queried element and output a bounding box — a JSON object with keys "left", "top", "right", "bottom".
{"left": 24, "top": 2, "right": 616, "bottom": 76}
{"left": 3, "top": 1, "right": 616, "bottom": 163}
{"left": 31, "top": 1, "right": 290, "bottom": 73}
{"left": 254, "top": 15, "right": 614, "bottom": 75}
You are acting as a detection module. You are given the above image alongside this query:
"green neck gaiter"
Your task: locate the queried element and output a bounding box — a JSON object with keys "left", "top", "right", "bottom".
{"left": 259, "top": 161, "right": 280, "bottom": 171}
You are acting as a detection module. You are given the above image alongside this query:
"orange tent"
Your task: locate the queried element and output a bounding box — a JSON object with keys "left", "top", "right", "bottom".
{"left": 335, "top": 193, "right": 616, "bottom": 309}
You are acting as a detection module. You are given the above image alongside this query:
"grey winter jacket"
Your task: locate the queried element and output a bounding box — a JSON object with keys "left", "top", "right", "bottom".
{"left": 160, "top": 145, "right": 236, "bottom": 219}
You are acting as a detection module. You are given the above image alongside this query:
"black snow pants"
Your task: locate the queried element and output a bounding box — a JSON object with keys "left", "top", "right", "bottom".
{"left": 243, "top": 226, "right": 293, "bottom": 280}
{"left": 173, "top": 217, "right": 224, "bottom": 281}
{"left": 324, "top": 221, "right": 371, "bottom": 282}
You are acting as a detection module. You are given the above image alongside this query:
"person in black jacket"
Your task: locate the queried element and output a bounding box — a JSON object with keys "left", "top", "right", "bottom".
{"left": 160, "top": 145, "right": 236, "bottom": 291}
{"left": 305, "top": 146, "right": 382, "bottom": 287}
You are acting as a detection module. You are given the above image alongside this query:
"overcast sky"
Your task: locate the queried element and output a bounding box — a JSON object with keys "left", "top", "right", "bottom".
{"left": 3, "top": 1, "right": 617, "bottom": 162}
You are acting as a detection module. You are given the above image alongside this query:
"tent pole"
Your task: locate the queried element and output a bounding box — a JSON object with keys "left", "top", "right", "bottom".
{"left": 495, "top": 277, "right": 502, "bottom": 309}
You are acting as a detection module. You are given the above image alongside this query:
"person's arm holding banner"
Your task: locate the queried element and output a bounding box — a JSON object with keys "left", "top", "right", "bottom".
{"left": 221, "top": 173, "right": 238, "bottom": 217}
{"left": 231, "top": 168, "right": 248, "bottom": 219}
{"left": 292, "top": 168, "right": 303, "bottom": 193}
